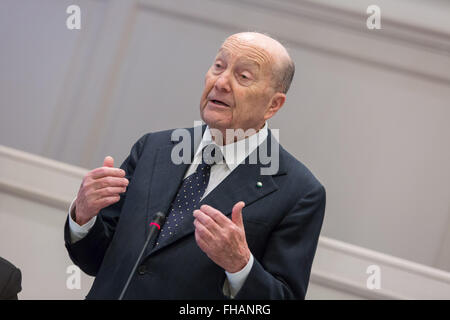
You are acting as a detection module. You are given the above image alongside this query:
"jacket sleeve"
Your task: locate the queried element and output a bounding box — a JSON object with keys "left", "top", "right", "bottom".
{"left": 234, "top": 184, "right": 326, "bottom": 299}
{"left": 64, "top": 134, "right": 149, "bottom": 276}
{"left": 0, "top": 258, "right": 22, "bottom": 300}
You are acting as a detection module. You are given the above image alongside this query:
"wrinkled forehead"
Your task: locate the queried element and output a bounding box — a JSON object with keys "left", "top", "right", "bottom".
{"left": 217, "top": 35, "right": 276, "bottom": 70}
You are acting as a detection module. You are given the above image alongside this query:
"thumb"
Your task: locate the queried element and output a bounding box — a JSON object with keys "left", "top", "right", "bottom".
{"left": 103, "top": 156, "right": 114, "bottom": 168}
{"left": 231, "top": 201, "right": 245, "bottom": 229}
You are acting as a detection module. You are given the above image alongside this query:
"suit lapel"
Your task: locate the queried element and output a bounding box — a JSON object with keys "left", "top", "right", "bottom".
{"left": 145, "top": 145, "right": 188, "bottom": 219}
{"left": 199, "top": 161, "right": 280, "bottom": 217}
{"left": 146, "top": 126, "right": 203, "bottom": 217}
{"left": 147, "top": 129, "right": 286, "bottom": 256}
{"left": 143, "top": 126, "right": 202, "bottom": 255}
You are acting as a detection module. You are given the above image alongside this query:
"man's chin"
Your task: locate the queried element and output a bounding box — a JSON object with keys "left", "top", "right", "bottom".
{"left": 200, "top": 109, "right": 231, "bottom": 129}
{"left": 202, "top": 115, "right": 231, "bottom": 131}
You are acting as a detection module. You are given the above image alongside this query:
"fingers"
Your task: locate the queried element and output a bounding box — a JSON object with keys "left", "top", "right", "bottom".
{"left": 75, "top": 156, "right": 128, "bottom": 222}
{"left": 194, "top": 226, "right": 212, "bottom": 256}
{"left": 90, "top": 186, "right": 127, "bottom": 200}
{"left": 193, "top": 209, "right": 221, "bottom": 234}
{"left": 90, "top": 167, "right": 126, "bottom": 179}
{"left": 103, "top": 156, "right": 114, "bottom": 168}
{"left": 94, "top": 195, "right": 121, "bottom": 209}
{"left": 231, "top": 201, "right": 245, "bottom": 229}
{"left": 194, "top": 218, "right": 215, "bottom": 243}
{"left": 196, "top": 203, "right": 245, "bottom": 229}
{"left": 193, "top": 201, "right": 246, "bottom": 241}
{"left": 198, "top": 204, "right": 229, "bottom": 227}
{"left": 90, "top": 176, "right": 129, "bottom": 190}
{"left": 193, "top": 202, "right": 250, "bottom": 272}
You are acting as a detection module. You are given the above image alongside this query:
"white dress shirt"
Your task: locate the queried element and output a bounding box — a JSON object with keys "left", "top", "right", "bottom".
{"left": 68, "top": 122, "right": 268, "bottom": 298}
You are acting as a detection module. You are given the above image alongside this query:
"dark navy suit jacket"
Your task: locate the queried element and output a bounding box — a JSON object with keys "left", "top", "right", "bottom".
{"left": 64, "top": 126, "right": 326, "bottom": 299}
{"left": 0, "top": 257, "right": 22, "bottom": 300}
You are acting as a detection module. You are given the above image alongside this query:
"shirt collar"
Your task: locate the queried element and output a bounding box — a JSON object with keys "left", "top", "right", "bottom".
{"left": 194, "top": 122, "right": 268, "bottom": 171}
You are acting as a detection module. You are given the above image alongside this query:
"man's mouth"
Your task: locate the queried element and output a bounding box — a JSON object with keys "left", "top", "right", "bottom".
{"left": 209, "top": 99, "right": 230, "bottom": 107}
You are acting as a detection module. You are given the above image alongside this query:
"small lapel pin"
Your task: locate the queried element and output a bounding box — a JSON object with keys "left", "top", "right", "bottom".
{"left": 256, "top": 181, "right": 263, "bottom": 188}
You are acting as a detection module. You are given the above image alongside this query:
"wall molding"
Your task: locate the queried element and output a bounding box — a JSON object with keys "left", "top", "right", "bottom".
{"left": 2, "top": 144, "right": 449, "bottom": 299}
{"left": 311, "top": 237, "right": 450, "bottom": 299}
{"left": 0, "top": 145, "right": 86, "bottom": 210}
{"left": 135, "top": 0, "right": 450, "bottom": 86}
{"left": 240, "top": 0, "right": 450, "bottom": 55}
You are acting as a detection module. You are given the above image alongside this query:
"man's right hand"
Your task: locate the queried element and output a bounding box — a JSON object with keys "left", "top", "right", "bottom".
{"left": 73, "top": 156, "right": 129, "bottom": 226}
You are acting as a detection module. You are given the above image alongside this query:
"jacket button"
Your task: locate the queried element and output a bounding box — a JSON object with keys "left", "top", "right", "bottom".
{"left": 137, "top": 265, "right": 147, "bottom": 275}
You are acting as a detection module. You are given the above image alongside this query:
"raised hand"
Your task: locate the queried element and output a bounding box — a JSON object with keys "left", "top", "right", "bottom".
{"left": 193, "top": 201, "right": 250, "bottom": 273}
{"left": 73, "top": 156, "right": 129, "bottom": 225}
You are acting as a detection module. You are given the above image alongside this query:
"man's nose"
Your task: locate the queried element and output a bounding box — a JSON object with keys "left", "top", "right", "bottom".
{"left": 214, "top": 71, "right": 231, "bottom": 92}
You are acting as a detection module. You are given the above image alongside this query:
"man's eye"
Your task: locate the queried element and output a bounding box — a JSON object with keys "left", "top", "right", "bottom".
{"left": 215, "top": 63, "right": 222, "bottom": 68}
{"left": 241, "top": 74, "right": 249, "bottom": 79}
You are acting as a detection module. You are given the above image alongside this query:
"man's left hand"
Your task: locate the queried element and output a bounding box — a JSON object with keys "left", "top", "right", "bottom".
{"left": 193, "top": 201, "right": 250, "bottom": 273}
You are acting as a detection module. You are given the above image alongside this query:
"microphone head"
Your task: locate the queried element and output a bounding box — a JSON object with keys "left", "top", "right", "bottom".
{"left": 153, "top": 211, "right": 166, "bottom": 224}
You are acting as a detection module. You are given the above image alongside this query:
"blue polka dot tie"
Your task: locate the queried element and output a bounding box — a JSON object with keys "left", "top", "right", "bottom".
{"left": 155, "top": 146, "right": 221, "bottom": 247}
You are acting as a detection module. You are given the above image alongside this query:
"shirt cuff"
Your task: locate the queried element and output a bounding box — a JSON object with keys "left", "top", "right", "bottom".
{"left": 223, "top": 254, "right": 254, "bottom": 298}
{"left": 68, "top": 198, "right": 97, "bottom": 244}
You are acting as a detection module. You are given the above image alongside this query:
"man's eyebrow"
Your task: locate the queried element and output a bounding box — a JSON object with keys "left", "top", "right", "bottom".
{"left": 238, "top": 58, "right": 260, "bottom": 68}
{"left": 216, "top": 48, "right": 230, "bottom": 59}
{"left": 216, "top": 48, "right": 261, "bottom": 70}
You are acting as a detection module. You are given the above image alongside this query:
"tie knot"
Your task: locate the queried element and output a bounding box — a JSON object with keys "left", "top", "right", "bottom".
{"left": 201, "top": 144, "right": 224, "bottom": 166}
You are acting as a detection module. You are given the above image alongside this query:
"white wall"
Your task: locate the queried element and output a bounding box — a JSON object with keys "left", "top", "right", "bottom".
{"left": 0, "top": 146, "right": 94, "bottom": 299}
{"left": 1, "top": 0, "right": 450, "bottom": 295}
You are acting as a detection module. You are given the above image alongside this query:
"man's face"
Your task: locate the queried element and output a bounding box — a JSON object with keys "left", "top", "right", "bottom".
{"left": 200, "top": 36, "right": 280, "bottom": 134}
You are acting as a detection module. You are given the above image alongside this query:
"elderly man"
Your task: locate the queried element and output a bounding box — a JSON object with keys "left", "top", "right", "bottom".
{"left": 64, "top": 32, "right": 326, "bottom": 299}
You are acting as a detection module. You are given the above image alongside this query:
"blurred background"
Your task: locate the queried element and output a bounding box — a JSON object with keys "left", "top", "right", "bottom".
{"left": 0, "top": 0, "right": 449, "bottom": 299}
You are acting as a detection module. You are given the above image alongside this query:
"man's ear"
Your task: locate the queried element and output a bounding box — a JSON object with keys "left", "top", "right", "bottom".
{"left": 264, "top": 92, "right": 286, "bottom": 121}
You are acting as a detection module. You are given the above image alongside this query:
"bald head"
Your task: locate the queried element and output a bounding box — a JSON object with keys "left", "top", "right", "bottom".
{"left": 223, "top": 32, "right": 295, "bottom": 94}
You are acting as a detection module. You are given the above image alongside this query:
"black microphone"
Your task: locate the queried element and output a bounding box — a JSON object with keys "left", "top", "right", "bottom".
{"left": 118, "top": 211, "right": 166, "bottom": 300}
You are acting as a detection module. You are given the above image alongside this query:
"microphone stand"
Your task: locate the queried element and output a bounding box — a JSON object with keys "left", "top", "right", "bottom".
{"left": 118, "top": 212, "right": 166, "bottom": 300}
